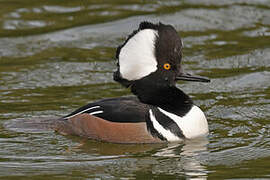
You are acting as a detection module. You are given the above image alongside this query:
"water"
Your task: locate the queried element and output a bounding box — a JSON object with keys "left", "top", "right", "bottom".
{"left": 0, "top": 0, "right": 270, "bottom": 179}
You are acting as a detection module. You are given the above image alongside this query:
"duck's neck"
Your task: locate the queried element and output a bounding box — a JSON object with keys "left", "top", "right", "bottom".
{"left": 131, "top": 81, "right": 193, "bottom": 117}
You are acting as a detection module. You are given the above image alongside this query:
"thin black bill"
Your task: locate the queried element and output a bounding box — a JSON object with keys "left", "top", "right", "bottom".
{"left": 176, "top": 73, "right": 210, "bottom": 83}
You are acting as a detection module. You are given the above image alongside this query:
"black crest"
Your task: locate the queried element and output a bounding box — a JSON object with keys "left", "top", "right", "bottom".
{"left": 114, "top": 21, "right": 183, "bottom": 88}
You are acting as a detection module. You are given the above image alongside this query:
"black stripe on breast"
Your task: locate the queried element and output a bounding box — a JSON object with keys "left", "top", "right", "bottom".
{"left": 146, "top": 111, "right": 167, "bottom": 141}
{"left": 151, "top": 107, "right": 185, "bottom": 139}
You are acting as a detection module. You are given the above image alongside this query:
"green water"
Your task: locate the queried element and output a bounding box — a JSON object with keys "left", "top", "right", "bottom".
{"left": 0, "top": 0, "right": 270, "bottom": 179}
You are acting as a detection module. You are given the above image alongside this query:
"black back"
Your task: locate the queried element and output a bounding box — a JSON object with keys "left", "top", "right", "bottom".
{"left": 64, "top": 96, "right": 150, "bottom": 123}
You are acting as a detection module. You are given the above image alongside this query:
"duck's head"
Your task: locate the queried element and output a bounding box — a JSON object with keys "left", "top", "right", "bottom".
{"left": 114, "top": 21, "right": 210, "bottom": 89}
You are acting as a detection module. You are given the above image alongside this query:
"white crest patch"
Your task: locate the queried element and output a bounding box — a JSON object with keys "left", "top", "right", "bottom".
{"left": 149, "top": 109, "right": 181, "bottom": 141}
{"left": 119, "top": 29, "right": 158, "bottom": 81}
{"left": 158, "top": 106, "right": 209, "bottom": 139}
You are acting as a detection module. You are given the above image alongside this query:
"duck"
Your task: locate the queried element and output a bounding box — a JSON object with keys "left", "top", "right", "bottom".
{"left": 54, "top": 21, "right": 210, "bottom": 143}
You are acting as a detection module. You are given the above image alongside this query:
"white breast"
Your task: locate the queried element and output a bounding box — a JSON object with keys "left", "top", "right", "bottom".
{"left": 158, "top": 106, "right": 209, "bottom": 139}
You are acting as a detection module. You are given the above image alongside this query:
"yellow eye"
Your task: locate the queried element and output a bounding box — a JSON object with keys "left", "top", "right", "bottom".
{"left": 163, "top": 63, "right": 171, "bottom": 70}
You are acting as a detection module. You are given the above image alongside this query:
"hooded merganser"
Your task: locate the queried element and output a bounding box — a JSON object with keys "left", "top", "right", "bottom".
{"left": 55, "top": 21, "right": 210, "bottom": 143}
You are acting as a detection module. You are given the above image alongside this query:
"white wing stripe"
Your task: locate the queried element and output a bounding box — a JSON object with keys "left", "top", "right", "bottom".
{"left": 90, "top": 111, "right": 103, "bottom": 115}
{"left": 66, "top": 106, "right": 101, "bottom": 119}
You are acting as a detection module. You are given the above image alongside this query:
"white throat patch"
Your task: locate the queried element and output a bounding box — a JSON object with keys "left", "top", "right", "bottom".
{"left": 119, "top": 29, "right": 158, "bottom": 81}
